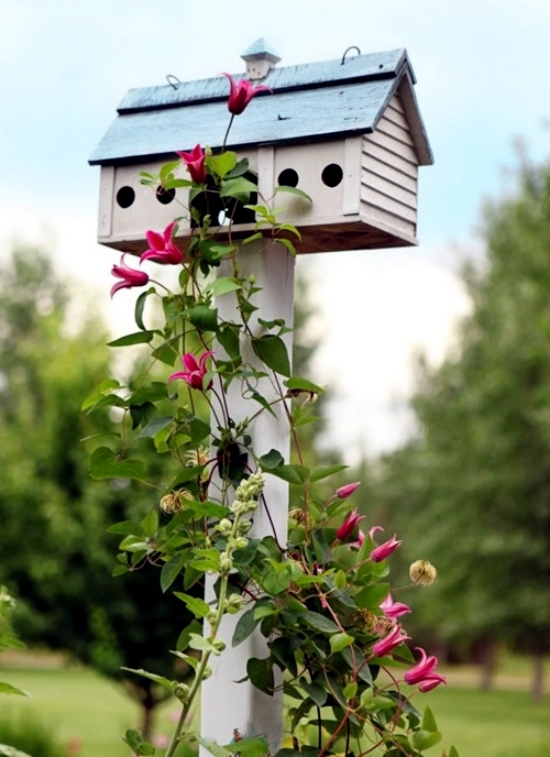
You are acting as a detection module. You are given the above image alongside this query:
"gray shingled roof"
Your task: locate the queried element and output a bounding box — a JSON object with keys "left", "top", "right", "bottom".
{"left": 89, "top": 47, "right": 432, "bottom": 166}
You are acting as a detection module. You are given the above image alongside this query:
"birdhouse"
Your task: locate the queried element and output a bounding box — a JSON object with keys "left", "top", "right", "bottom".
{"left": 89, "top": 40, "right": 433, "bottom": 255}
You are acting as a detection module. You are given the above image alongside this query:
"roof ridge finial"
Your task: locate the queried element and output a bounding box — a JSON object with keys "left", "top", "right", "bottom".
{"left": 241, "top": 38, "right": 281, "bottom": 80}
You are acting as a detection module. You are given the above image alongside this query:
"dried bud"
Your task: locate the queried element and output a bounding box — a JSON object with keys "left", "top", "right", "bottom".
{"left": 410, "top": 560, "right": 437, "bottom": 586}
{"left": 160, "top": 490, "right": 192, "bottom": 514}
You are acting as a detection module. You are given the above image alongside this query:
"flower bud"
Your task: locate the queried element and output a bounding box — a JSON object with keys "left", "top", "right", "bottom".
{"left": 206, "top": 610, "right": 218, "bottom": 625}
{"left": 202, "top": 665, "right": 212, "bottom": 680}
{"left": 212, "top": 637, "right": 226, "bottom": 653}
{"left": 216, "top": 518, "right": 233, "bottom": 535}
{"left": 174, "top": 683, "right": 190, "bottom": 703}
{"left": 219, "top": 553, "right": 233, "bottom": 574}
{"left": 232, "top": 536, "right": 249, "bottom": 550}
{"left": 409, "top": 560, "right": 437, "bottom": 586}
{"left": 225, "top": 594, "right": 244, "bottom": 614}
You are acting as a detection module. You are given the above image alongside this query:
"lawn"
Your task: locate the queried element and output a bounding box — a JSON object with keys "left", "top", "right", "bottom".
{"left": 1, "top": 658, "right": 549, "bottom": 757}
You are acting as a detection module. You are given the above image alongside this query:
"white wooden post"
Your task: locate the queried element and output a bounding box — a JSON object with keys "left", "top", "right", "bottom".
{"left": 201, "top": 239, "right": 295, "bottom": 755}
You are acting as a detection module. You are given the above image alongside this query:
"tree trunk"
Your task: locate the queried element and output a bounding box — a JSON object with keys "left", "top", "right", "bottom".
{"left": 532, "top": 648, "right": 545, "bottom": 703}
{"left": 140, "top": 694, "right": 157, "bottom": 743}
{"left": 477, "top": 636, "right": 497, "bottom": 690}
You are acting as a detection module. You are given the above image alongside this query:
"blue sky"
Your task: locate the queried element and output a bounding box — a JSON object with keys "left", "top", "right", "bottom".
{"left": 1, "top": 0, "right": 549, "bottom": 455}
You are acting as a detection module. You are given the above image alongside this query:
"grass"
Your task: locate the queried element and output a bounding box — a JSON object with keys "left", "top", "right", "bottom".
{"left": 0, "top": 655, "right": 549, "bottom": 757}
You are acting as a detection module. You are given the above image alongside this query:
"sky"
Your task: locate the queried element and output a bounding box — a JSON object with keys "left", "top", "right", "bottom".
{"left": 1, "top": 0, "right": 549, "bottom": 458}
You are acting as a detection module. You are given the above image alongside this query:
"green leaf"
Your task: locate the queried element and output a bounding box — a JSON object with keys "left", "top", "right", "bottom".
{"left": 329, "top": 632, "right": 354, "bottom": 653}
{"left": 128, "top": 382, "right": 167, "bottom": 406}
{"left": 0, "top": 682, "right": 27, "bottom": 697}
{"left": 135, "top": 288, "right": 156, "bottom": 331}
{"left": 258, "top": 449, "right": 285, "bottom": 470}
{"left": 299, "top": 677, "right": 327, "bottom": 706}
{"left": 174, "top": 592, "right": 211, "bottom": 618}
{"left": 217, "top": 324, "right": 241, "bottom": 360}
{"left": 412, "top": 730, "right": 442, "bottom": 751}
{"left": 222, "top": 736, "right": 269, "bottom": 757}
{"left": 207, "top": 151, "right": 238, "bottom": 178}
{"left": 138, "top": 415, "right": 173, "bottom": 438}
{"left": 106, "top": 520, "right": 144, "bottom": 536}
{"left": 89, "top": 447, "right": 146, "bottom": 481}
{"left": 310, "top": 464, "right": 348, "bottom": 483}
{"left": 342, "top": 681, "right": 358, "bottom": 699}
{"left": 152, "top": 342, "right": 179, "bottom": 366}
{"left": 232, "top": 607, "right": 259, "bottom": 647}
{"left": 252, "top": 335, "right": 291, "bottom": 376}
{"left": 220, "top": 177, "right": 258, "bottom": 203}
{"left": 200, "top": 738, "right": 232, "bottom": 757}
{"left": 275, "top": 238, "right": 297, "bottom": 256}
{"left": 300, "top": 610, "right": 340, "bottom": 634}
{"left": 225, "top": 157, "right": 250, "bottom": 179}
{"left": 275, "top": 185, "right": 312, "bottom": 202}
{"left": 208, "top": 277, "right": 242, "bottom": 298}
{"left": 160, "top": 160, "right": 181, "bottom": 181}
{"left": 187, "top": 305, "right": 218, "bottom": 332}
{"left": 107, "top": 331, "right": 155, "bottom": 347}
{"left": 247, "top": 657, "right": 274, "bottom": 696}
{"left": 285, "top": 377, "right": 325, "bottom": 395}
{"left": 449, "top": 747, "right": 460, "bottom": 757}
{"left": 268, "top": 464, "right": 309, "bottom": 485}
{"left": 422, "top": 706, "right": 438, "bottom": 732}
{"left": 121, "top": 669, "right": 177, "bottom": 694}
{"left": 160, "top": 554, "right": 186, "bottom": 593}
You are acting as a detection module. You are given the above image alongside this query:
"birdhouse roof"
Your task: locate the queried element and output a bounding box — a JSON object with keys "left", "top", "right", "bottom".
{"left": 89, "top": 47, "right": 433, "bottom": 166}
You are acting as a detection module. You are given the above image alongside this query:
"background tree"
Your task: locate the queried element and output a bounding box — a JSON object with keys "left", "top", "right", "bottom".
{"left": 372, "top": 157, "right": 550, "bottom": 700}
{"left": 0, "top": 245, "right": 195, "bottom": 740}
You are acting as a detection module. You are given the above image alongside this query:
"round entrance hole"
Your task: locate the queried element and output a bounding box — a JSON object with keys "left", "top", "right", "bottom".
{"left": 116, "top": 186, "right": 135, "bottom": 208}
{"left": 156, "top": 186, "right": 176, "bottom": 205}
{"left": 321, "top": 163, "right": 343, "bottom": 188}
{"left": 277, "top": 168, "right": 299, "bottom": 188}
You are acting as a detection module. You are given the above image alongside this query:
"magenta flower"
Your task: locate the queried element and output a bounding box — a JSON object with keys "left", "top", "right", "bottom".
{"left": 350, "top": 530, "right": 365, "bottom": 549}
{"left": 140, "top": 221, "right": 184, "bottom": 265}
{"left": 372, "top": 624, "right": 410, "bottom": 658}
{"left": 369, "top": 527, "right": 402, "bottom": 562}
{"left": 404, "top": 647, "right": 447, "bottom": 692}
{"left": 110, "top": 254, "right": 149, "bottom": 297}
{"left": 380, "top": 594, "right": 411, "bottom": 622}
{"left": 222, "top": 73, "right": 271, "bottom": 115}
{"left": 336, "top": 509, "right": 364, "bottom": 542}
{"left": 336, "top": 482, "right": 360, "bottom": 499}
{"left": 176, "top": 144, "right": 207, "bottom": 184}
{"left": 168, "top": 351, "right": 214, "bottom": 390}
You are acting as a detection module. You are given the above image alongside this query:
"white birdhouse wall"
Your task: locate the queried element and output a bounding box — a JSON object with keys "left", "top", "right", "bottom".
{"left": 98, "top": 95, "right": 420, "bottom": 256}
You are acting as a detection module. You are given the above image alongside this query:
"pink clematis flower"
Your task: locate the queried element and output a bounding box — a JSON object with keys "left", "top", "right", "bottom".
{"left": 372, "top": 624, "right": 410, "bottom": 658}
{"left": 336, "top": 482, "right": 360, "bottom": 499}
{"left": 168, "top": 351, "right": 214, "bottom": 390}
{"left": 336, "top": 509, "right": 364, "bottom": 542}
{"left": 222, "top": 73, "right": 271, "bottom": 115}
{"left": 380, "top": 594, "right": 411, "bottom": 622}
{"left": 350, "top": 530, "right": 365, "bottom": 549}
{"left": 404, "top": 647, "right": 447, "bottom": 692}
{"left": 140, "top": 221, "right": 184, "bottom": 265}
{"left": 110, "top": 254, "right": 149, "bottom": 297}
{"left": 176, "top": 144, "right": 207, "bottom": 184}
{"left": 369, "top": 527, "right": 402, "bottom": 563}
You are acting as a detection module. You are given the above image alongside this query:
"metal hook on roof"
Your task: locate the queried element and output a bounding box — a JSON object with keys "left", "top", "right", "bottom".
{"left": 166, "top": 74, "right": 181, "bottom": 90}
{"left": 341, "top": 46, "right": 361, "bottom": 65}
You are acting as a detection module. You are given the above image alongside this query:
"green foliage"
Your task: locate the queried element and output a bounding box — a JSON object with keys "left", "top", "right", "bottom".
{"left": 373, "top": 158, "right": 550, "bottom": 666}
{"left": 0, "top": 246, "right": 195, "bottom": 737}
{"left": 0, "top": 710, "right": 65, "bottom": 757}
